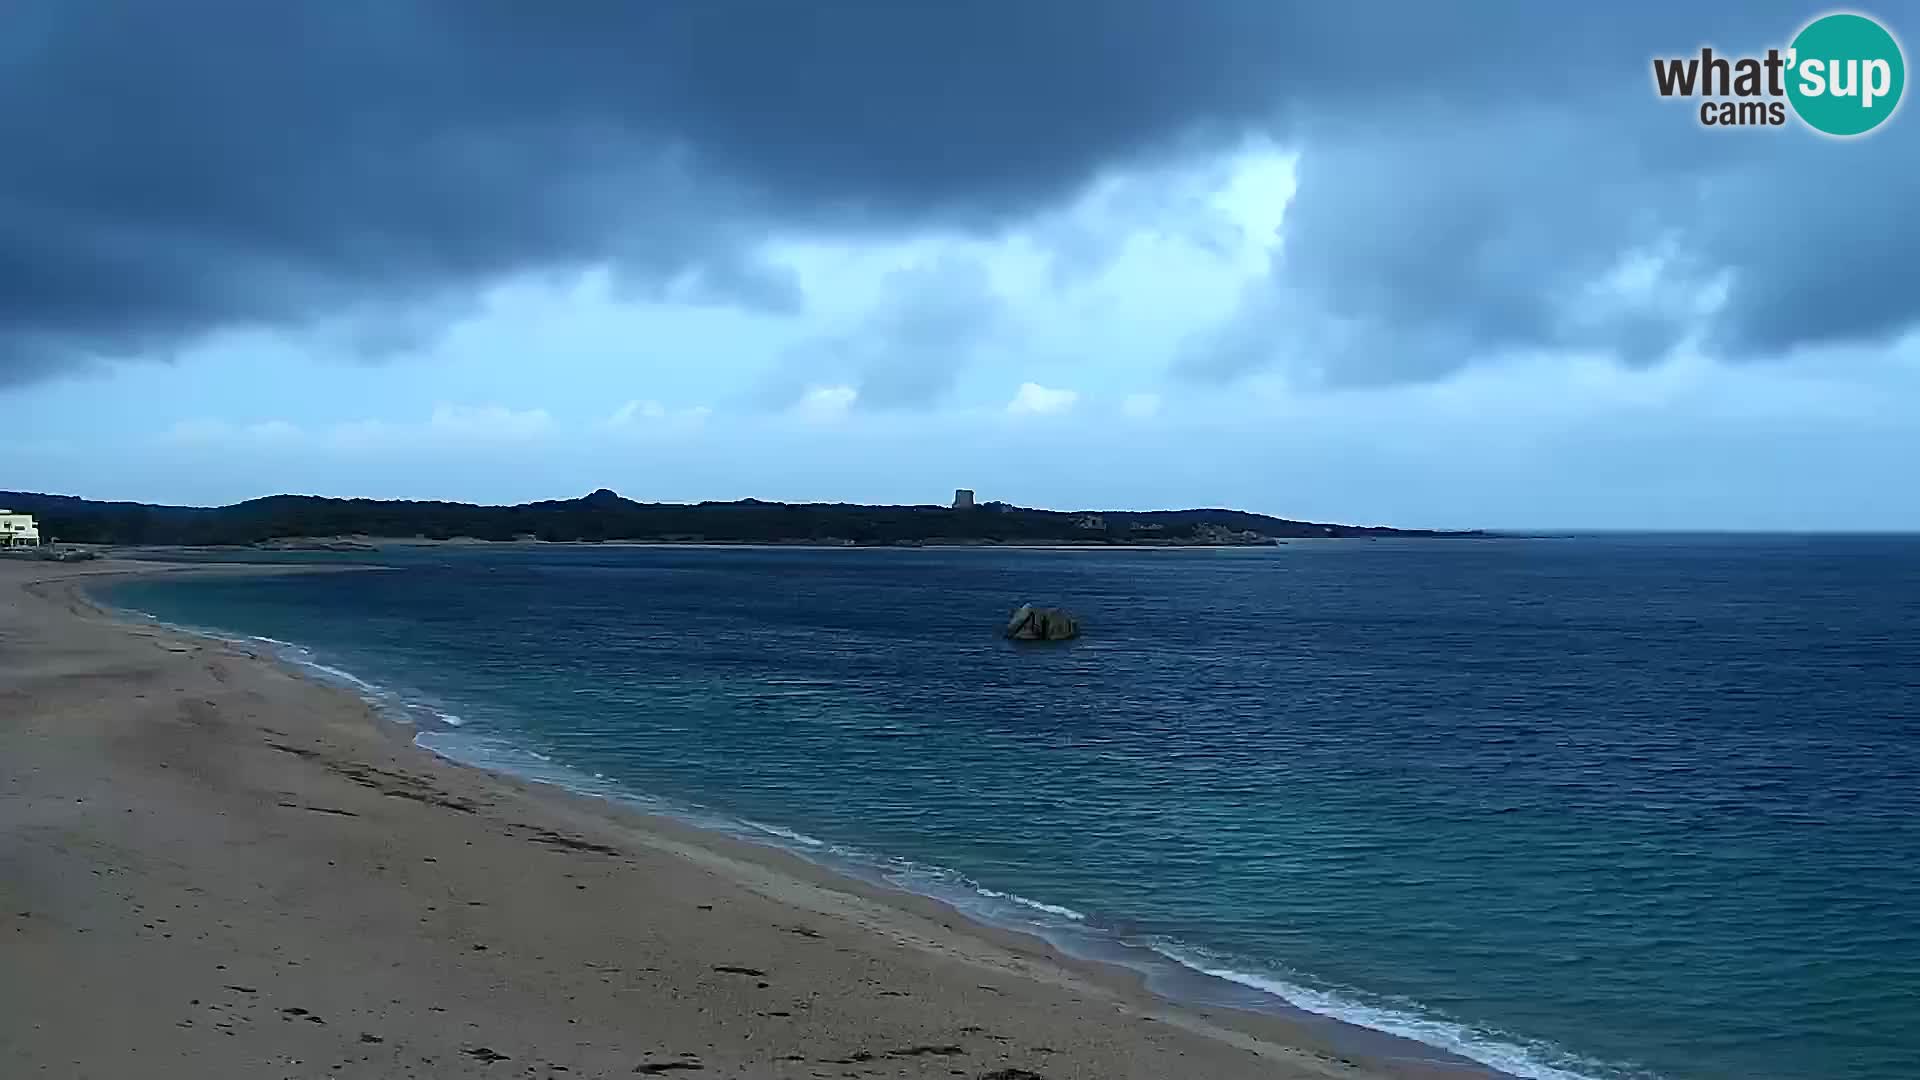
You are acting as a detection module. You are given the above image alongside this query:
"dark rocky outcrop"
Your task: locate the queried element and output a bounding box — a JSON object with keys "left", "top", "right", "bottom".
{"left": 1005, "top": 605, "right": 1080, "bottom": 642}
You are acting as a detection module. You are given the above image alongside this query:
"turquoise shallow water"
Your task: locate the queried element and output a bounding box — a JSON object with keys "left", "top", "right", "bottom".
{"left": 104, "top": 537, "right": 1920, "bottom": 1080}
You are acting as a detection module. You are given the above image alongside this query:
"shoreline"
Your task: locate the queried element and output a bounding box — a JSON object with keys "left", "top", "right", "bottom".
{"left": 6, "top": 558, "right": 1506, "bottom": 1079}
{"left": 94, "top": 542, "right": 1305, "bottom": 559}
{"left": 60, "top": 533, "right": 1514, "bottom": 561}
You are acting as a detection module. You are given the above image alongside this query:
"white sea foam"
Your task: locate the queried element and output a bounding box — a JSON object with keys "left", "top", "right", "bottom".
{"left": 297, "top": 661, "right": 380, "bottom": 691}
{"left": 742, "top": 819, "right": 829, "bottom": 848}
{"left": 1146, "top": 944, "right": 1620, "bottom": 1080}
{"left": 975, "top": 887, "right": 1087, "bottom": 921}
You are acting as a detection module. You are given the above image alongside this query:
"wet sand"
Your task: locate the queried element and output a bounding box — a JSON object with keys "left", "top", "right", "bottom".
{"left": 1, "top": 559, "right": 1494, "bottom": 1079}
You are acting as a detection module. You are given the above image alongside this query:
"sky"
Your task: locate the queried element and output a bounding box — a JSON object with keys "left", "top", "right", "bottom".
{"left": 3, "top": 2, "right": 1916, "bottom": 532}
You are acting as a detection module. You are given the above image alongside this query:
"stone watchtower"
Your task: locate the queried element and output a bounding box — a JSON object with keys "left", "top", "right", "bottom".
{"left": 952, "top": 488, "right": 976, "bottom": 510}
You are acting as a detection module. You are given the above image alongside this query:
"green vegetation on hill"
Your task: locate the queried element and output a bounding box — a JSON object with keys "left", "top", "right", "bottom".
{"left": 1, "top": 489, "right": 1483, "bottom": 547}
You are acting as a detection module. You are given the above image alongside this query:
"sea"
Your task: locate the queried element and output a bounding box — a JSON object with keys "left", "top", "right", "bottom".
{"left": 99, "top": 535, "right": 1920, "bottom": 1080}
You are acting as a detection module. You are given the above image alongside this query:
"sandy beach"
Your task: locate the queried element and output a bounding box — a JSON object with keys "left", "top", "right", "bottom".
{"left": 1, "top": 559, "right": 1486, "bottom": 1080}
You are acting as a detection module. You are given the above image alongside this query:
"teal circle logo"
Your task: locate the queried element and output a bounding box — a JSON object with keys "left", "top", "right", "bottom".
{"left": 1787, "top": 12, "right": 1906, "bottom": 136}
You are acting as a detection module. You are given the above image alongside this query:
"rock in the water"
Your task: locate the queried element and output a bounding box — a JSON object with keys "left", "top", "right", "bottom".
{"left": 1004, "top": 604, "right": 1080, "bottom": 641}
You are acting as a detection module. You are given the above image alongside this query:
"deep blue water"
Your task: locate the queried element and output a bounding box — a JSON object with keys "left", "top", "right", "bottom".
{"left": 103, "top": 537, "right": 1920, "bottom": 1080}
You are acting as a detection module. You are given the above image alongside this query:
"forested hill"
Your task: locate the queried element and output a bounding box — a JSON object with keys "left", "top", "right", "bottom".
{"left": 1, "top": 489, "right": 1484, "bottom": 547}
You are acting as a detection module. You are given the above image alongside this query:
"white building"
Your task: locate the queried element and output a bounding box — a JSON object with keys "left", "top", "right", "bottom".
{"left": 0, "top": 510, "right": 42, "bottom": 547}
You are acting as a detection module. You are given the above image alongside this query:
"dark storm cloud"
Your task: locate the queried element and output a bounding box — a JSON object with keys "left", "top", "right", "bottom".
{"left": 1, "top": 0, "right": 1909, "bottom": 390}
{"left": 0, "top": 0, "right": 1282, "bottom": 386}
{"left": 1178, "top": 9, "right": 1920, "bottom": 386}
{"left": 1181, "top": 108, "right": 1727, "bottom": 387}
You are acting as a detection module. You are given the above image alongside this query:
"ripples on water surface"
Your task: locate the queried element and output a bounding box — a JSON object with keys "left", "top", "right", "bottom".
{"left": 106, "top": 536, "right": 1920, "bottom": 1080}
